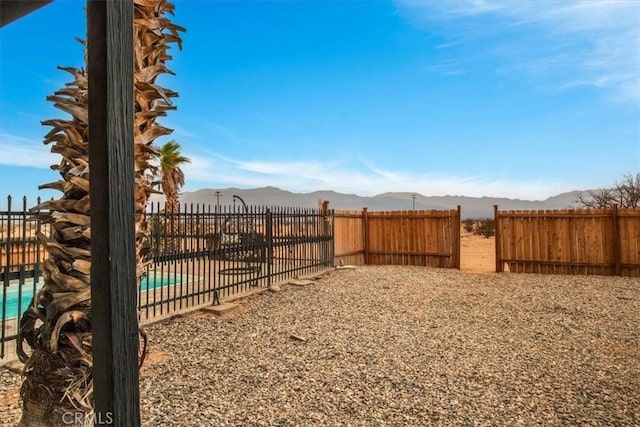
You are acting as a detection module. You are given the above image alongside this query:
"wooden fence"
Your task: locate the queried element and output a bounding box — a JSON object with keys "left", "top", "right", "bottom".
{"left": 494, "top": 205, "right": 640, "bottom": 277}
{"left": 334, "top": 207, "right": 461, "bottom": 268}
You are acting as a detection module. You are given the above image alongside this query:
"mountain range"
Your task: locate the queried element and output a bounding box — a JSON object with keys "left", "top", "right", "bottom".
{"left": 155, "top": 186, "right": 591, "bottom": 219}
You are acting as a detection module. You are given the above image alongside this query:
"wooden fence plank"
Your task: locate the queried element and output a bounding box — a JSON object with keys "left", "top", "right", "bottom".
{"left": 576, "top": 210, "right": 587, "bottom": 274}
{"left": 532, "top": 211, "right": 541, "bottom": 273}
{"left": 620, "top": 209, "right": 639, "bottom": 276}
{"left": 516, "top": 215, "right": 524, "bottom": 273}
{"left": 333, "top": 209, "right": 366, "bottom": 265}
{"left": 612, "top": 204, "right": 621, "bottom": 275}
{"left": 560, "top": 211, "right": 569, "bottom": 274}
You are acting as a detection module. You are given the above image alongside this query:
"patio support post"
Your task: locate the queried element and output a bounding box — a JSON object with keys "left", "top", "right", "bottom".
{"left": 87, "top": 0, "right": 140, "bottom": 424}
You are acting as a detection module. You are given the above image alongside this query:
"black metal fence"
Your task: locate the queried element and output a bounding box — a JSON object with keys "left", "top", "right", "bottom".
{"left": 1, "top": 195, "right": 334, "bottom": 359}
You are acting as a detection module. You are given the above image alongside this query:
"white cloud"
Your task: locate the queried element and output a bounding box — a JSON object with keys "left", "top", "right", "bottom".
{"left": 236, "top": 160, "right": 327, "bottom": 176}
{"left": 180, "top": 149, "right": 572, "bottom": 200}
{"left": 394, "top": 0, "right": 640, "bottom": 105}
{"left": 0, "top": 133, "right": 574, "bottom": 200}
{"left": 0, "top": 133, "right": 56, "bottom": 169}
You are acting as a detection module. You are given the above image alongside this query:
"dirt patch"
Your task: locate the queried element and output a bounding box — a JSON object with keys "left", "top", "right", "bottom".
{"left": 460, "top": 228, "right": 495, "bottom": 273}
{"left": 188, "top": 302, "right": 251, "bottom": 320}
{"left": 611, "top": 343, "right": 638, "bottom": 357}
{"left": 215, "top": 304, "right": 250, "bottom": 319}
{"left": 140, "top": 350, "right": 172, "bottom": 376}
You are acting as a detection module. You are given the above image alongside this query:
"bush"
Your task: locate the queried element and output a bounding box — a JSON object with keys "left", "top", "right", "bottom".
{"left": 463, "top": 219, "right": 475, "bottom": 233}
{"left": 477, "top": 220, "right": 495, "bottom": 238}
{"left": 463, "top": 219, "right": 495, "bottom": 238}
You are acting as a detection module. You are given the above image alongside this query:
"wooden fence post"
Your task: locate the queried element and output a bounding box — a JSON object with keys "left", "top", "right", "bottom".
{"left": 612, "top": 203, "right": 621, "bottom": 276}
{"left": 363, "top": 207, "right": 369, "bottom": 265}
{"left": 321, "top": 201, "right": 330, "bottom": 236}
{"left": 320, "top": 201, "right": 331, "bottom": 266}
{"left": 494, "top": 205, "right": 502, "bottom": 272}
{"left": 455, "top": 205, "right": 461, "bottom": 269}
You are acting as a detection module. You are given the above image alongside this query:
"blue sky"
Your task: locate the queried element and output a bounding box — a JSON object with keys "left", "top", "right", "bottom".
{"left": 1, "top": 0, "right": 639, "bottom": 205}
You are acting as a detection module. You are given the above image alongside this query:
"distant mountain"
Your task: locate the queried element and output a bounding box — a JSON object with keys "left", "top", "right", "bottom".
{"left": 153, "top": 187, "right": 592, "bottom": 219}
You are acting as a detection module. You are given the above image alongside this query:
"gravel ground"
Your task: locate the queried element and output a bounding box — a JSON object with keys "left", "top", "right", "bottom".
{"left": 2, "top": 266, "right": 639, "bottom": 426}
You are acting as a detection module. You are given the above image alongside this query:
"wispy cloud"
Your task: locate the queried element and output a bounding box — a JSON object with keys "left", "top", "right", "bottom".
{"left": 162, "top": 121, "right": 195, "bottom": 139}
{"left": 181, "top": 149, "right": 571, "bottom": 200}
{"left": 394, "top": 0, "right": 640, "bottom": 105}
{"left": 0, "top": 131, "right": 573, "bottom": 200}
{"left": 205, "top": 122, "right": 242, "bottom": 141}
{"left": 434, "top": 41, "right": 461, "bottom": 50}
{"left": 422, "top": 59, "right": 467, "bottom": 76}
{"left": 0, "top": 133, "right": 55, "bottom": 169}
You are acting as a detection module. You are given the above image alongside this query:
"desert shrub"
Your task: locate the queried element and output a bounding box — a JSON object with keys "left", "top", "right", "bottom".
{"left": 463, "top": 219, "right": 475, "bottom": 233}
{"left": 476, "top": 220, "right": 495, "bottom": 238}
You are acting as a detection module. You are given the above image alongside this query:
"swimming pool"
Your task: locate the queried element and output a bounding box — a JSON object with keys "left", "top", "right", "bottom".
{"left": 1, "top": 282, "right": 41, "bottom": 321}
{"left": 1, "top": 273, "right": 187, "bottom": 319}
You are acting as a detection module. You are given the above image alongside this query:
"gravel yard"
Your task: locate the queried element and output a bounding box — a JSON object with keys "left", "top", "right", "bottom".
{"left": 2, "top": 265, "right": 639, "bottom": 426}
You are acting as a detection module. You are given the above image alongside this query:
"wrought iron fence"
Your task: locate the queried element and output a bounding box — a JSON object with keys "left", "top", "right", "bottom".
{"left": 1, "top": 196, "right": 48, "bottom": 359}
{"left": 1, "top": 195, "right": 334, "bottom": 359}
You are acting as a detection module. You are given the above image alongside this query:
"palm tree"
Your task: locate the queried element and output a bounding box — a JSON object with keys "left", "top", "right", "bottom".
{"left": 17, "top": 1, "right": 184, "bottom": 424}
{"left": 155, "top": 140, "right": 191, "bottom": 253}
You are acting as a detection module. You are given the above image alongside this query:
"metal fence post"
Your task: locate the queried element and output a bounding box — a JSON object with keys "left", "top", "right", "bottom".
{"left": 266, "top": 208, "right": 273, "bottom": 288}
{"left": 0, "top": 195, "right": 11, "bottom": 358}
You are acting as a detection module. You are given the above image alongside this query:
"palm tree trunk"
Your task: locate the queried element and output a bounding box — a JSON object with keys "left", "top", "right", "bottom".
{"left": 17, "top": 1, "right": 183, "bottom": 423}
{"left": 16, "top": 61, "right": 94, "bottom": 425}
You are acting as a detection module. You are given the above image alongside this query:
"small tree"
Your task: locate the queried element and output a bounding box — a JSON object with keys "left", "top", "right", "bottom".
{"left": 576, "top": 172, "right": 640, "bottom": 209}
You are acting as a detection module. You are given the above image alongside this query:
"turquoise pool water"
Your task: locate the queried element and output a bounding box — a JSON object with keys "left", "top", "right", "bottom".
{"left": 139, "top": 273, "right": 183, "bottom": 292}
{"left": 1, "top": 274, "right": 184, "bottom": 320}
{"left": 1, "top": 282, "right": 41, "bottom": 321}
